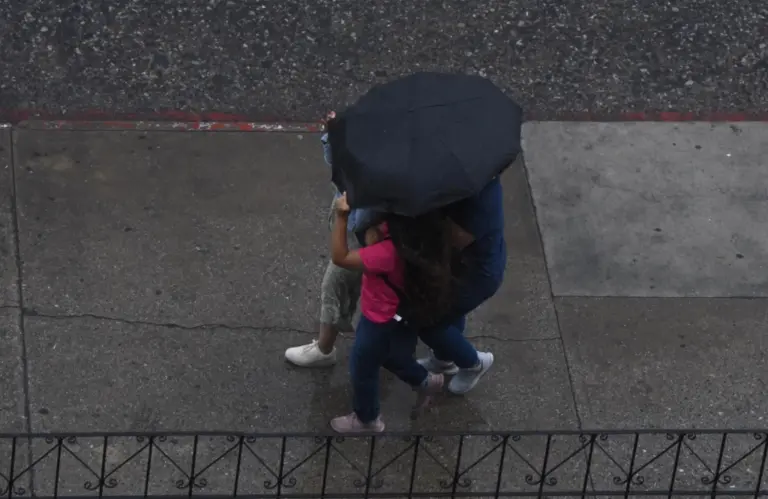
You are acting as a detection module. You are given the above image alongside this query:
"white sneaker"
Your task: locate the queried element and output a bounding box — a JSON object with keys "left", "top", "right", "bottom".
{"left": 447, "top": 351, "right": 493, "bottom": 394}
{"left": 285, "top": 340, "right": 337, "bottom": 367}
{"left": 417, "top": 350, "right": 460, "bottom": 375}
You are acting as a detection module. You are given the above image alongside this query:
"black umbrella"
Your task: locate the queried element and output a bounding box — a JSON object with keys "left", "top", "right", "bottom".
{"left": 326, "top": 72, "right": 523, "bottom": 216}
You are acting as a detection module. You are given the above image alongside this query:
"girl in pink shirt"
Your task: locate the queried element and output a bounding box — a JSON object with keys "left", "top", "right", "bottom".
{"left": 329, "top": 193, "right": 455, "bottom": 433}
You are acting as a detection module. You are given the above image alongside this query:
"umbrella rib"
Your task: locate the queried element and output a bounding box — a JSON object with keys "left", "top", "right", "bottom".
{"left": 406, "top": 95, "right": 484, "bottom": 113}
{"left": 348, "top": 95, "right": 485, "bottom": 116}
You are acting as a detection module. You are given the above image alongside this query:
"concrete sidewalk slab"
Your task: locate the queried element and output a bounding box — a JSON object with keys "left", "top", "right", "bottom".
{"left": 524, "top": 122, "right": 768, "bottom": 297}
{"left": 24, "top": 316, "right": 576, "bottom": 433}
{"left": 0, "top": 308, "right": 25, "bottom": 432}
{"left": 14, "top": 130, "right": 555, "bottom": 341}
{"left": 24, "top": 308, "right": 578, "bottom": 496}
{"left": 0, "top": 129, "right": 17, "bottom": 306}
{"left": 15, "top": 131, "right": 330, "bottom": 330}
{"left": 556, "top": 296, "right": 768, "bottom": 428}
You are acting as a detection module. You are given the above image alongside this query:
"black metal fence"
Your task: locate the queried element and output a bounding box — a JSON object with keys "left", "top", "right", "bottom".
{"left": 2, "top": 430, "right": 768, "bottom": 498}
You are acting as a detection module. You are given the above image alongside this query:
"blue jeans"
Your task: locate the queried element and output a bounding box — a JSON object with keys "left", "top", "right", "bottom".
{"left": 418, "top": 236, "right": 507, "bottom": 368}
{"left": 350, "top": 316, "right": 429, "bottom": 423}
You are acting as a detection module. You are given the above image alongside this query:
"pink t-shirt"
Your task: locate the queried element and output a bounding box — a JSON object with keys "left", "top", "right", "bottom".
{"left": 358, "top": 225, "right": 405, "bottom": 324}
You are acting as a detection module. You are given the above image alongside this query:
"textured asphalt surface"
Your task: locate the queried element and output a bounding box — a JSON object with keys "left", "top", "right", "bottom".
{"left": 1, "top": 0, "right": 767, "bottom": 122}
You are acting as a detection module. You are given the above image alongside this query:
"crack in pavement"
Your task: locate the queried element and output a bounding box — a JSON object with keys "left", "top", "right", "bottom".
{"left": 22, "top": 308, "right": 316, "bottom": 335}
{"left": 21, "top": 308, "right": 556, "bottom": 343}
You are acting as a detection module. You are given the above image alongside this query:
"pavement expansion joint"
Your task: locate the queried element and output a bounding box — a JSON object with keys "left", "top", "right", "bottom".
{"left": 17, "top": 308, "right": 558, "bottom": 344}
{"left": 20, "top": 308, "right": 317, "bottom": 334}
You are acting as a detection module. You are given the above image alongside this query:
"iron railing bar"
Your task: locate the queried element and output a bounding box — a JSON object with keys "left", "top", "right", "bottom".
{"left": 187, "top": 435, "right": 199, "bottom": 496}
{"left": 368, "top": 439, "right": 417, "bottom": 479}
{"left": 242, "top": 439, "right": 280, "bottom": 480}
{"left": 183, "top": 440, "right": 241, "bottom": 483}
{"left": 593, "top": 438, "right": 628, "bottom": 475}
{"left": 60, "top": 441, "right": 101, "bottom": 480}
{"left": 453, "top": 438, "right": 505, "bottom": 481}
{"left": 272, "top": 439, "right": 325, "bottom": 481}
{"left": 102, "top": 441, "right": 152, "bottom": 482}
{"left": 53, "top": 437, "right": 62, "bottom": 499}
{"left": 626, "top": 437, "right": 681, "bottom": 479}
{"left": 319, "top": 437, "right": 332, "bottom": 499}
{"left": 363, "top": 436, "right": 376, "bottom": 498}
{"left": 98, "top": 435, "right": 108, "bottom": 497}
{"left": 407, "top": 435, "right": 420, "bottom": 499}
{"left": 150, "top": 438, "right": 192, "bottom": 479}
{"left": 755, "top": 435, "right": 768, "bottom": 499}
{"left": 668, "top": 434, "right": 685, "bottom": 499}
{"left": 683, "top": 438, "right": 716, "bottom": 475}
{"left": 535, "top": 434, "right": 552, "bottom": 498}
{"left": 13, "top": 493, "right": 768, "bottom": 499}
{"left": 450, "top": 435, "right": 465, "bottom": 497}
{"left": 12, "top": 491, "right": 768, "bottom": 499}
{"left": 5, "top": 429, "right": 768, "bottom": 439}
{"left": 143, "top": 436, "right": 154, "bottom": 499}
{"left": 327, "top": 441, "right": 368, "bottom": 479}
{"left": 536, "top": 435, "right": 592, "bottom": 480}
{"left": 494, "top": 435, "right": 509, "bottom": 499}
{"left": 504, "top": 439, "right": 542, "bottom": 476}
{"left": 417, "top": 439, "right": 455, "bottom": 476}
{"left": 275, "top": 436, "right": 287, "bottom": 499}
{"left": 581, "top": 434, "right": 596, "bottom": 497}
{"left": 709, "top": 432, "right": 728, "bottom": 497}
{"left": 716, "top": 437, "right": 766, "bottom": 477}
{"left": 623, "top": 432, "right": 640, "bottom": 498}
{"left": 232, "top": 436, "right": 244, "bottom": 498}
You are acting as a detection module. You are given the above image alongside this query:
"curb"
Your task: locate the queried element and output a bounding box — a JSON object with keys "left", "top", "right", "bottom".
{"left": 2, "top": 110, "right": 768, "bottom": 134}
{"left": 11, "top": 120, "right": 325, "bottom": 133}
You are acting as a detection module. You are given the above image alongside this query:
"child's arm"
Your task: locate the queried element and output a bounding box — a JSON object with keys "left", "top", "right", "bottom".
{"left": 331, "top": 195, "right": 365, "bottom": 271}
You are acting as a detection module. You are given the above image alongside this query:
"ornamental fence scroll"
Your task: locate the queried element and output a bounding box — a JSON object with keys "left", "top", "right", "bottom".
{"left": 2, "top": 430, "right": 768, "bottom": 498}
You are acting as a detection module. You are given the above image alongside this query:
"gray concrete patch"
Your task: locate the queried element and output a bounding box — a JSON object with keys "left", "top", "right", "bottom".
{"left": 0, "top": 129, "right": 17, "bottom": 306}
{"left": 557, "top": 296, "right": 768, "bottom": 428}
{"left": 15, "top": 131, "right": 331, "bottom": 329}
{"left": 524, "top": 122, "right": 768, "bottom": 297}
{"left": 0, "top": 308, "right": 26, "bottom": 432}
{"left": 466, "top": 157, "right": 559, "bottom": 340}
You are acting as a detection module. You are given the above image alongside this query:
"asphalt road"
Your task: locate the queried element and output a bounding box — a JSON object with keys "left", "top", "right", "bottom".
{"left": 1, "top": 0, "right": 767, "bottom": 122}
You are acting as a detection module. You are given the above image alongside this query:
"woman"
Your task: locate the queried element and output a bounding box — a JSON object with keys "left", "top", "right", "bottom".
{"left": 328, "top": 193, "right": 452, "bottom": 433}
{"left": 284, "top": 118, "right": 380, "bottom": 367}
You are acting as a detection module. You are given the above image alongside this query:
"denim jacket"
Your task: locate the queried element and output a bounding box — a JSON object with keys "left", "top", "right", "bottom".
{"left": 322, "top": 133, "right": 380, "bottom": 232}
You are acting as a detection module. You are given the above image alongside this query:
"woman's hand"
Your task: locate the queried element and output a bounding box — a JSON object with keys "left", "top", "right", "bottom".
{"left": 335, "top": 192, "right": 351, "bottom": 216}
{"left": 322, "top": 111, "right": 337, "bottom": 127}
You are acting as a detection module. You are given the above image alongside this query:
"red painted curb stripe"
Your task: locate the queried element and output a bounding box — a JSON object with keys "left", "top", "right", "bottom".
{"left": 17, "top": 120, "right": 325, "bottom": 133}
{"left": 3, "top": 109, "right": 768, "bottom": 130}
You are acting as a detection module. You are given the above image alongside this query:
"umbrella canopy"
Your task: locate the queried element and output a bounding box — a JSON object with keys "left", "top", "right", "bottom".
{"left": 326, "top": 72, "right": 523, "bottom": 216}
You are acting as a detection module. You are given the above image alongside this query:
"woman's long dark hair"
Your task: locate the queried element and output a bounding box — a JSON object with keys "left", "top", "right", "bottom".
{"left": 385, "top": 210, "right": 456, "bottom": 325}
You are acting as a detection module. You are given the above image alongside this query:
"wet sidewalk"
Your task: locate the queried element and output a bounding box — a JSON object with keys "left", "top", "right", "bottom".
{"left": 1, "top": 122, "right": 768, "bottom": 437}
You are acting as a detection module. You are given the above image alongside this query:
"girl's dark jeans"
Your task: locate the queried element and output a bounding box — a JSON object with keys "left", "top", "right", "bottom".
{"left": 350, "top": 316, "right": 428, "bottom": 423}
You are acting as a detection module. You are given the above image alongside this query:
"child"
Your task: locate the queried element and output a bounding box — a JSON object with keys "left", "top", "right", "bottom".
{"left": 329, "top": 193, "right": 452, "bottom": 433}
